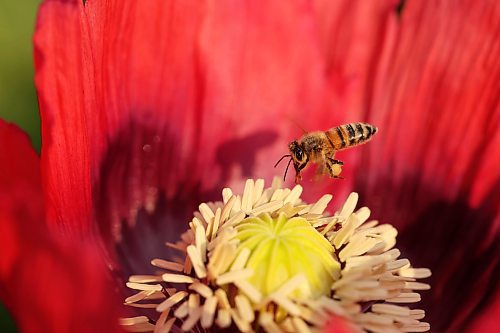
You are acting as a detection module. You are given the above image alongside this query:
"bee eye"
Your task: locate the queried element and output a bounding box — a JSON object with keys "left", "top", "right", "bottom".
{"left": 296, "top": 149, "right": 303, "bottom": 160}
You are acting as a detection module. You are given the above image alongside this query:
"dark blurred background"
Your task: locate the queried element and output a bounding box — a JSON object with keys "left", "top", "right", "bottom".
{"left": 0, "top": 1, "right": 41, "bottom": 331}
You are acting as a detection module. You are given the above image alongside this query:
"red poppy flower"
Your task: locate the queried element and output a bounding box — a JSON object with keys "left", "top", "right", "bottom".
{"left": 1, "top": 0, "right": 498, "bottom": 332}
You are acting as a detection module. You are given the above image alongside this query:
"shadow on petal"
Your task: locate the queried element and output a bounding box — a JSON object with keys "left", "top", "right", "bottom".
{"left": 215, "top": 129, "right": 278, "bottom": 184}
{"left": 93, "top": 119, "right": 279, "bottom": 290}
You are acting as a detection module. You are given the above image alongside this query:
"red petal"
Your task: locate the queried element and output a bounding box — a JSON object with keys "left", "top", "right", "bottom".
{"left": 331, "top": 1, "right": 499, "bottom": 331}
{"left": 34, "top": 0, "right": 93, "bottom": 235}
{"left": 34, "top": 0, "right": 341, "bottom": 242}
{"left": 354, "top": 0, "right": 499, "bottom": 214}
{"left": 0, "top": 120, "right": 42, "bottom": 287}
{"left": 296, "top": 0, "right": 399, "bottom": 204}
{"left": 0, "top": 121, "right": 40, "bottom": 191}
{"left": 308, "top": 1, "right": 499, "bottom": 332}
{"left": 0, "top": 120, "right": 123, "bottom": 332}
{"left": 312, "top": 0, "right": 398, "bottom": 120}
{"left": 11, "top": 241, "right": 124, "bottom": 333}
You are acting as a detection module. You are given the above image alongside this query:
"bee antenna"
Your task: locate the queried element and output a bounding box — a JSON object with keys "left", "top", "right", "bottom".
{"left": 274, "top": 154, "right": 291, "bottom": 168}
{"left": 283, "top": 157, "right": 293, "bottom": 181}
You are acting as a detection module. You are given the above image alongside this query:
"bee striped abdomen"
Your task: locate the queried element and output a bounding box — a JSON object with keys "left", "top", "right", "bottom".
{"left": 325, "top": 122, "right": 378, "bottom": 151}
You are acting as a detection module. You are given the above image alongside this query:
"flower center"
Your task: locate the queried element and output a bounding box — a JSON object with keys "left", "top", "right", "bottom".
{"left": 236, "top": 212, "right": 340, "bottom": 299}
{"left": 121, "top": 179, "right": 431, "bottom": 333}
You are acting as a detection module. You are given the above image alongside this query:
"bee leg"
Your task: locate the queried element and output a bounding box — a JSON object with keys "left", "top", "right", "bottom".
{"left": 326, "top": 158, "right": 344, "bottom": 179}
{"left": 295, "top": 172, "right": 302, "bottom": 184}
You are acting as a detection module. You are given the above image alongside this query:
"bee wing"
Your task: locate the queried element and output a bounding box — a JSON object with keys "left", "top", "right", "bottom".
{"left": 316, "top": 163, "right": 327, "bottom": 175}
{"left": 313, "top": 165, "right": 331, "bottom": 182}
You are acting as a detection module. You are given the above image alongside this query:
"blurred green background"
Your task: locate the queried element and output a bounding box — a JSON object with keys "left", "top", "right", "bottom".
{"left": 0, "top": 1, "right": 41, "bottom": 150}
{"left": 0, "top": 1, "right": 41, "bottom": 332}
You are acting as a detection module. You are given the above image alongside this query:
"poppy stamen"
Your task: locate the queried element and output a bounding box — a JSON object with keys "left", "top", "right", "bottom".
{"left": 121, "top": 178, "right": 431, "bottom": 332}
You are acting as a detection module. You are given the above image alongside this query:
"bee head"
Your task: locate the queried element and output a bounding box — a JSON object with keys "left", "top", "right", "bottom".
{"left": 288, "top": 140, "right": 308, "bottom": 171}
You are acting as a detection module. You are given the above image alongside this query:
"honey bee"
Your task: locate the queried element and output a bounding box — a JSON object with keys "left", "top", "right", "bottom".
{"left": 275, "top": 123, "right": 378, "bottom": 183}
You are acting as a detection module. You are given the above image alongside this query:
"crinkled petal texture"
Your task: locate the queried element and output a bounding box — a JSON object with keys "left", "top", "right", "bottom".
{"left": 0, "top": 120, "right": 123, "bottom": 333}
{"left": 34, "top": 0, "right": 499, "bottom": 332}
{"left": 34, "top": 0, "right": 327, "bottom": 238}
{"left": 34, "top": 0, "right": 398, "bottom": 261}
{"left": 344, "top": 1, "right": 500, "bottom": 332}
